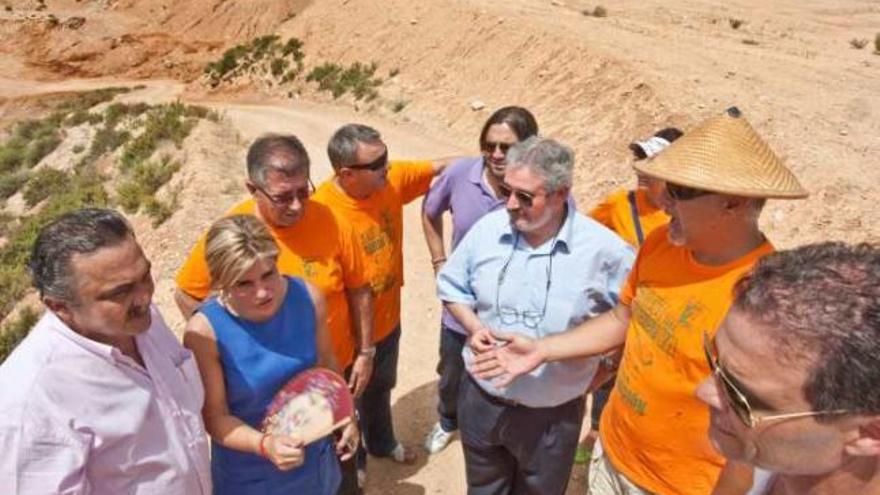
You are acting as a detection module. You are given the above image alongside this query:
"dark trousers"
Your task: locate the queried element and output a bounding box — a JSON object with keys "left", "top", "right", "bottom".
{"left": 356, "top": 326, "right": 401, "bottom": 469}
{"left": 458, "top": 376, "right": 584, "bottom": 495}
{"left": 590, "top": 379, "right": 615, "bottom": 430}
{"left": 338, "top": 366, "right": 362, "bottom": 495}
{"left": 436, "top": 326, "right": 467, "bottom": 432}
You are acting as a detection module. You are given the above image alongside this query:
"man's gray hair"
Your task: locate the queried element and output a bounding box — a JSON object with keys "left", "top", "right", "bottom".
{"left": 246, "top": 134, "right": 310, "bottom": 187}
{"left": 327, "top": 124, "right": 382, "bottom": 170}
{"left": 506, "top": 136, "right": 574, "bottom": 192}
{"left": 29, "top": 208, "right": 134, "bottom": 303}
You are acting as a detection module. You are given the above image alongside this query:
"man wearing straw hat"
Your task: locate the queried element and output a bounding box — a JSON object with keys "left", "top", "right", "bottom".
{"left": 469, "top": 107, "right": 808, "bottom": 495}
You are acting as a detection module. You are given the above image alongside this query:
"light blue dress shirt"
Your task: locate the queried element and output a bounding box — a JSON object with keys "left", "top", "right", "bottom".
{"left": 437, "top": 207, "right": 635, "bottom": 408}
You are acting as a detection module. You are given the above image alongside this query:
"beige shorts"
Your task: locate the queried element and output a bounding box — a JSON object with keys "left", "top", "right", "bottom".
{"left": 588, "top": 439, "right": 655, "bottom": 495}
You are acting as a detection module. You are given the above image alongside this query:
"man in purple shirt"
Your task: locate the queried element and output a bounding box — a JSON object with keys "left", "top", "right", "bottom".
{"left": 421, "top": 106, "right": 539, "bottom": 454}
{"left": 0, "top": 208, "right": 211, "bottom": 494}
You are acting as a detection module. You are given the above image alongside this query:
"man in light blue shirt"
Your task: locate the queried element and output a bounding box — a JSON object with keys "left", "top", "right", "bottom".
{"left": 437, "top": 137, "right": 634, "bottom": 495}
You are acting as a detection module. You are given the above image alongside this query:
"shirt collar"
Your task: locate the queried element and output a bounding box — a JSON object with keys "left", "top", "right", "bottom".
{"left": 45, "top": 309, "right": 149, "bottom": 365}
{"left": 499, "top": 205, "right": 575, "bottom": 254}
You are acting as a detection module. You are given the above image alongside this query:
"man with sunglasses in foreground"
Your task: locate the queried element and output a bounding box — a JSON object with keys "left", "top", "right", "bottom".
{"left": 470, "top": 109, "right": 807, "bottom": 495}
{"left": 312, "top": 124, "right": 452, "bottom": 483}
{"left": 437, "top": 136, "right": 634, "bottom": 494}
{"left": 697, "top": 242, "right": 880, "bottom": 495}
{"left": 175, "top": 134, "right": 374, "bottom": 494}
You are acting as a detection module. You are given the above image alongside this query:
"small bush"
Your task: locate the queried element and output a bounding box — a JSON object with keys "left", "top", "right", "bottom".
{"left": 0, "top": 141, "right": 27, "bottom": 174}
{"left": 875, "top": 33, "right": 880, "bottom": 53}
{"left": 65, "top": 110, "right": 103, "bottom": 127}
{"left": 143, "top": 186, "right": 180, "bottom": 227}
{"left": 388, "top": 67, "right": 400, "bottom": 78}
{"left": 24, "top": 134, "right": 62, "bottom": 167}
{"left": 850, "top": 38, "right": 869, "bottom": 50}
{"left": 72, "top": 144, "right": 85, "bottom": 154}
{"left": 391, "top": 100, "right": 408, "bottom": 113}
{"left": 116, "top": 155, "right": 181, "bottom": 213}
{"left": 0, "top": 305, "right": 39, "bottom": 364}
{"left": 23, "top": 168, "right": 69, "bottom": 208}
{"left": 742, "top": 39, "right": 760, "bottom": 46}
{"left": 56, "top": 87, "right": 130, "bottom": 116}
{"left": 592, "top": 6, "right": 608, "bottom": 17}
{"left": 271, "top": 58, "right": 289, "bottom": 77}
{"left": 307, "top": 62, "right": 382, "bottom": 101}
{"left": 0, "top": 171, "right": 30, "bottom": 199}
{"left": 119, "top": 103, "right": 197, "bottom": 171}
{"left": 729, "top": 18, "right": 745, "bottom": 30}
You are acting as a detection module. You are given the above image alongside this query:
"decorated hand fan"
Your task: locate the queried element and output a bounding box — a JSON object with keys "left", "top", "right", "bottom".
{"left": 261, "top": 367, "right": 355, "bottom": 445}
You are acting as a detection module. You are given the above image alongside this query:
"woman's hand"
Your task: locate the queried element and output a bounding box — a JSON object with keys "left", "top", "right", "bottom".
{"left": 335, "top": 421, "right": 360, "bottom": 461}
{"left": 264, "top": 434, "right": 306, "bottom": 471}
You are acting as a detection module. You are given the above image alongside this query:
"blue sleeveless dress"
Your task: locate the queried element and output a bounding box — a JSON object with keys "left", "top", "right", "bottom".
{"left": 201, "top": 276, "right": 341, "bottom": 495}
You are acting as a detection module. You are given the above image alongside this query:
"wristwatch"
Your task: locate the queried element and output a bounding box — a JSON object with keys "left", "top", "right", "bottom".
{"left": 358, "top": 346, "right": 377, "bottom": 358}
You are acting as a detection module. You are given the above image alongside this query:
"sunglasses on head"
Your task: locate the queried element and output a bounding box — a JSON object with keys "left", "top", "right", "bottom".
{"left": 666, "top": 182, "right": 714, "bottom": 201}
{"left": 497, "top": 182, "right": 540, "bottom": 208}
{"left": 702, "top": 331, "right": 849, "bottom": 429}
{"left": 344, "top": 150, "right": 388, "bottom": 172}
{"left": 482, "top": 141, "right": 513, "bottom": 154}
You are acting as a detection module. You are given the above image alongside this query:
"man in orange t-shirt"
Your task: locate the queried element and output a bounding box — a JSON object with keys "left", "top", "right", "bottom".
{"left": 175, "top": 134, "right": 373, "bottom": 390}
{"left": 470, "top": 108, "right": 808, "bottom": 495}
{"left": 312, "top": 123, "right": 449, "bottom": 474}
{"left": 589, "top": 127, "right": 683, "bottom": 248}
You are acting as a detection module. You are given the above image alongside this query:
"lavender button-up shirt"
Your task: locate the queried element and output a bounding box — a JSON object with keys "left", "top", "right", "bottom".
{"left": 0, "top": 306, "right": 211, "bottom": 495}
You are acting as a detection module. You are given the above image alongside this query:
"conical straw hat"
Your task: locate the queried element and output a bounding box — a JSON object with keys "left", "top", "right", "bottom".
{"left": 633, "top": 110, "right": 808, "bottom": 199}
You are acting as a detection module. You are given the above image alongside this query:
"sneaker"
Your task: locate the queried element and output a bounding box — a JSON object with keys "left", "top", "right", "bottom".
{"left": 424, "top": 422, "right": 455, "bottom": 454}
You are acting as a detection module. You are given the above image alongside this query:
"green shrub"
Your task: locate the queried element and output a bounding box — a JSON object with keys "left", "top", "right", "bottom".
{"left": 0, "top": 140, "right": 27, "bottom": 174}
{"left": 0, "top": 171, "right": 29, "bottom": 199}
{"left": 24, "top": 134, "right": 62, "bottom": 167}
{"left": 143, "top": 194, "right": 177, "bottom": 227}
{"left": 850, "top": 38, "right": 869, "bottom": 50}
{"left": 119, "top": 103, "right": 197, "bottom": 171}
{"left": 65, "top": 110, "right": 104, "bottom": 127}
{"left": 55, "top": 87, "right": 130, "bottom": 115}
{"left": 23, "top": 168, "right": 69, "bottom": 208}
{"left": 271, "top": 57, "right": 289, "bottom": 77}
{"left": 391, "top": 100, "right": 408, "bottom": 113}
{"left": 0, "top": 306, "right": 40, "bottom": 364}
{"left": 307, "top": 62, "right": 382, "bottom": 100}
{"left": 116, "top": 156, "right": 181, "bottom": 213}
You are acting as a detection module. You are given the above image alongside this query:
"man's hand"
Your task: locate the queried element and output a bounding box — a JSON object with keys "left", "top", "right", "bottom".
{"left": 335, "top": 421, "right": 360, "bottom": 462}
{"left": 470, "top": 331, "right": 546, "bottom": 388}
{"left": 467, "top": 327, "right": 500, "bottom": 354}
{"left": 348, "top": 354, "right": 373, "bottom": 398}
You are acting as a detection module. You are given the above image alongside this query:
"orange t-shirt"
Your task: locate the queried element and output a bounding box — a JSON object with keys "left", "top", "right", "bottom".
{"left": 312, "top": 160, "right": 435, "bottom": 343}
{"left": 175, "top": 199, "right": 368, "bottom": 369}
{"left": 589, "top": 189, "right": 669, "bottom": 247}
{"left": 600, "top": 225, "right": 774, "bottom": 495}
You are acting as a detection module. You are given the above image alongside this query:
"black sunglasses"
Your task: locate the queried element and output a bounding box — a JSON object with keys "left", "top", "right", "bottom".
{"left": 482, "top": 141, "right": 513, "bottom": 154}
{"left": 666, "top": 182, "right": 713, "bottom": 201}
{"left": 344, "top": 150, "right": 388, "bottom": 172}
{"left": 497, "top": 182, "right": 541, "bottom": 208}
{"left": 252, "top": 179, "right": 315, "bottom": 206}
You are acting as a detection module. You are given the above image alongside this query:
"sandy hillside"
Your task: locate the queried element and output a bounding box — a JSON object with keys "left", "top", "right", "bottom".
{"left": 1, "top": 0, "right": 878, "bottom": 493}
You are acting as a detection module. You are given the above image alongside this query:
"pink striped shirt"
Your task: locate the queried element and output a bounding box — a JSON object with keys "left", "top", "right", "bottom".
{"left": 0, "top": 306, "right": 211, "bottom": 494}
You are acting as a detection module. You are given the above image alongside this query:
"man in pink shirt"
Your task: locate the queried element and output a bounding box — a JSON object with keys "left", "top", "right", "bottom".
{"left": 0, "top": 208, "right": 211, "bottom": 494}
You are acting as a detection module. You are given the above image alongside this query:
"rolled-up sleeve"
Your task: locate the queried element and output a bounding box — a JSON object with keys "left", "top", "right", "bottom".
{"left": 436, "top": 225, "right": 477, "bottom": 306}
{"left": 0, "top": 422, "right": 89, "bottom": 495}
{"left": 423, "top": 169, "right": 453, "bottom": 220}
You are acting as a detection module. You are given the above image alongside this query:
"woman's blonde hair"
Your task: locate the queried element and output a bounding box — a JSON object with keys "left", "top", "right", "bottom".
{"left": 205, "top": 214, "right": 279, "bottom": 291}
